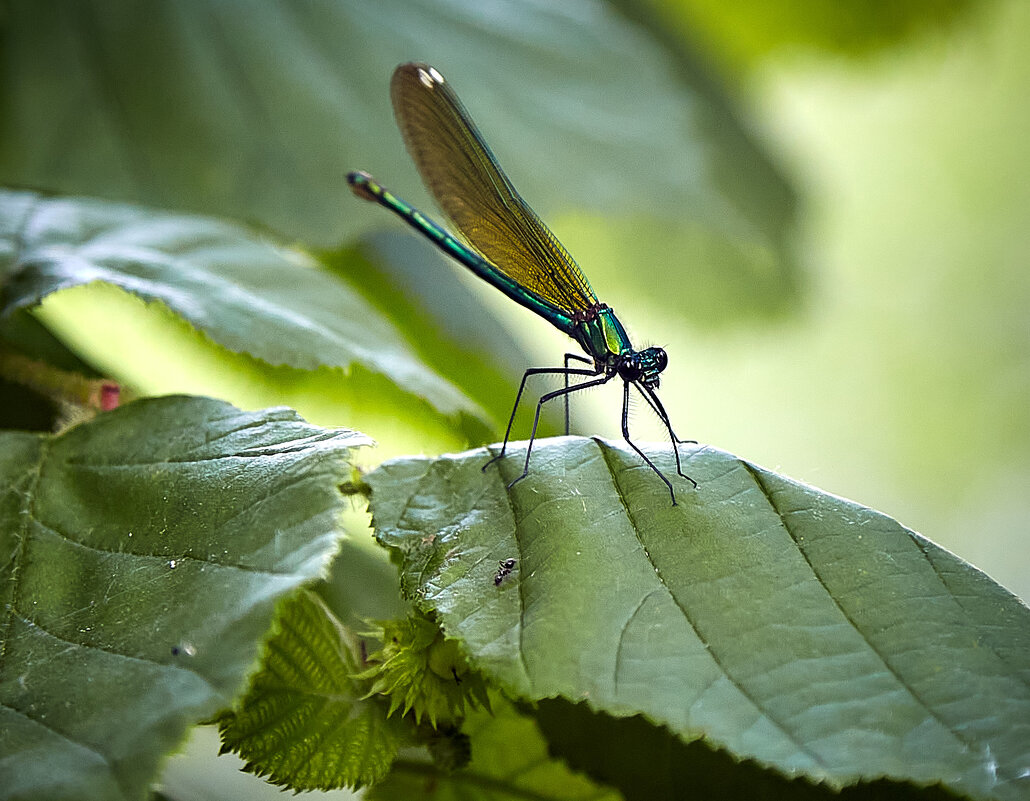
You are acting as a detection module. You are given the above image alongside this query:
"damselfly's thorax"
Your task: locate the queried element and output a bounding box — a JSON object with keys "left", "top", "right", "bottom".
{"left": 569, "top": 303, "right": 666, "bottom": 387}
{"left": 572, "top": 303, "right": 631, "bottom": 361}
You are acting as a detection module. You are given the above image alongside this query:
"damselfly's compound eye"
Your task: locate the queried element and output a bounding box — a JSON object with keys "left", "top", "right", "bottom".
{"left": 617, "top": 353, "right": 643, "bottom": 382}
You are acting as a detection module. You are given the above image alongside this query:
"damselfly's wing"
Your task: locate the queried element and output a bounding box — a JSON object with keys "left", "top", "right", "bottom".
{"left": 390, "top": 63, "right": 598, "bottom": 317}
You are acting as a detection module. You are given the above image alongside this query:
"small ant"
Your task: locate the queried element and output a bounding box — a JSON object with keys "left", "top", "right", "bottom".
{"left": 494, "top": 558, "right": 517, "bottom": 586}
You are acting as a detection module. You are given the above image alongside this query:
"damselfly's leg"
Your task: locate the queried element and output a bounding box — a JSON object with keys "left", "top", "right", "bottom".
{"left": 484, "top": 364, "right": 601, "bottom": 472}
{"left": 622, "top": 381, "right": 678, "bottom": 505}
{"left": 638, "top": 384, "right": 696, "bottom": 446}
{"left": 637, "top": 384, "right": 698, "bottom": 488}
{"left": 504, "top": 372, "right": 614, "bottom": 489}
{"left": 563, "top": 353, "right": 593, "bottom": 435}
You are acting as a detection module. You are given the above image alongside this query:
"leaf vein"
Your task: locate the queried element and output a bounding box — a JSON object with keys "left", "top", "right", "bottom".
{"left": 0, "top": 699, "right": 115, "bottom": 770}
{"left": 27, "top": 516, "right": 305, "bottom": 577}
{"left": 7, "top": 608, "right": 217, "bottom": 684}
{"left": 493, "top": 456, "right": 532, "bottom": 684}
{"left": 613, "top": 589, "right": 661, "bottom": 693}
{"left": 0, "top": 437, "right": 49, "bottom": 679}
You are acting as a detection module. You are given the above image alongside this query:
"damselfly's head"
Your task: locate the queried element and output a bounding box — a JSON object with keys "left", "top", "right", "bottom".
{"left": 617, "top": 347, "right": 668, "bottom": 389}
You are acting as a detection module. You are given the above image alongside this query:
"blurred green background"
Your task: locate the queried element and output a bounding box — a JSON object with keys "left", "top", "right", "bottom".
{"left": 4, "top": 0, "right": 1026, "bottom": 610}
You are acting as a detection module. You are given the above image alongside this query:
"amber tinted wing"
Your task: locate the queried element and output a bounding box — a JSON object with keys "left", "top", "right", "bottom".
{"left": 390, "top": 63, "right": 597, "bottom": 316}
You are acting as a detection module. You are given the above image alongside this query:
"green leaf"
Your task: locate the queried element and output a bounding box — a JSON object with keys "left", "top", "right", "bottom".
{"left": 0, "top": 250, "right": 108, "bottom": 432}
{"left": 320, "top": 235, "right": 557, "bottom": 438}
{"left": 218, "top": 589, "right": 406, "bottom": 791}
{"left": 369, "top": 698, "right": 623, "bottom": 801}
{"left": 0, "top": 396, "right": 368, "bottom": 801}
{"left": 0, "top": 0, "right": 796, "bottom": 314}
{"left": 316, "top": 536, "right": 410, "bottom": 624}
{"left": 365, "top": 437, "right": 1030, "bottom": 800}
{"left": 0, "top": 190, "right": 486, "bottom": 431}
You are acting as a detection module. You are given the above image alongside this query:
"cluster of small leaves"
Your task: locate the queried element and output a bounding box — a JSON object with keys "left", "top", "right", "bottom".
{"left": 358, "top": 611, "right": 492, "bottom": 729}
{"left": 217, "top": 590, "right": 499, "bottom": 790}
{"left": 217, "top": 589, "right": 407, "bottom": 790}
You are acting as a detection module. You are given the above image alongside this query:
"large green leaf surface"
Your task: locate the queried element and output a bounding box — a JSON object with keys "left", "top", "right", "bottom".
{"left": 0, "top": 190, "right": 482, "bottom": 429}
{"left": 0, "top": 396, "right": 369, "bottom": 801}
{"left": 0, "top": 0, "right": 796, "bottom": 313}
{"left": 365, "top": 437, "right": 1030, "bottom": 800}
